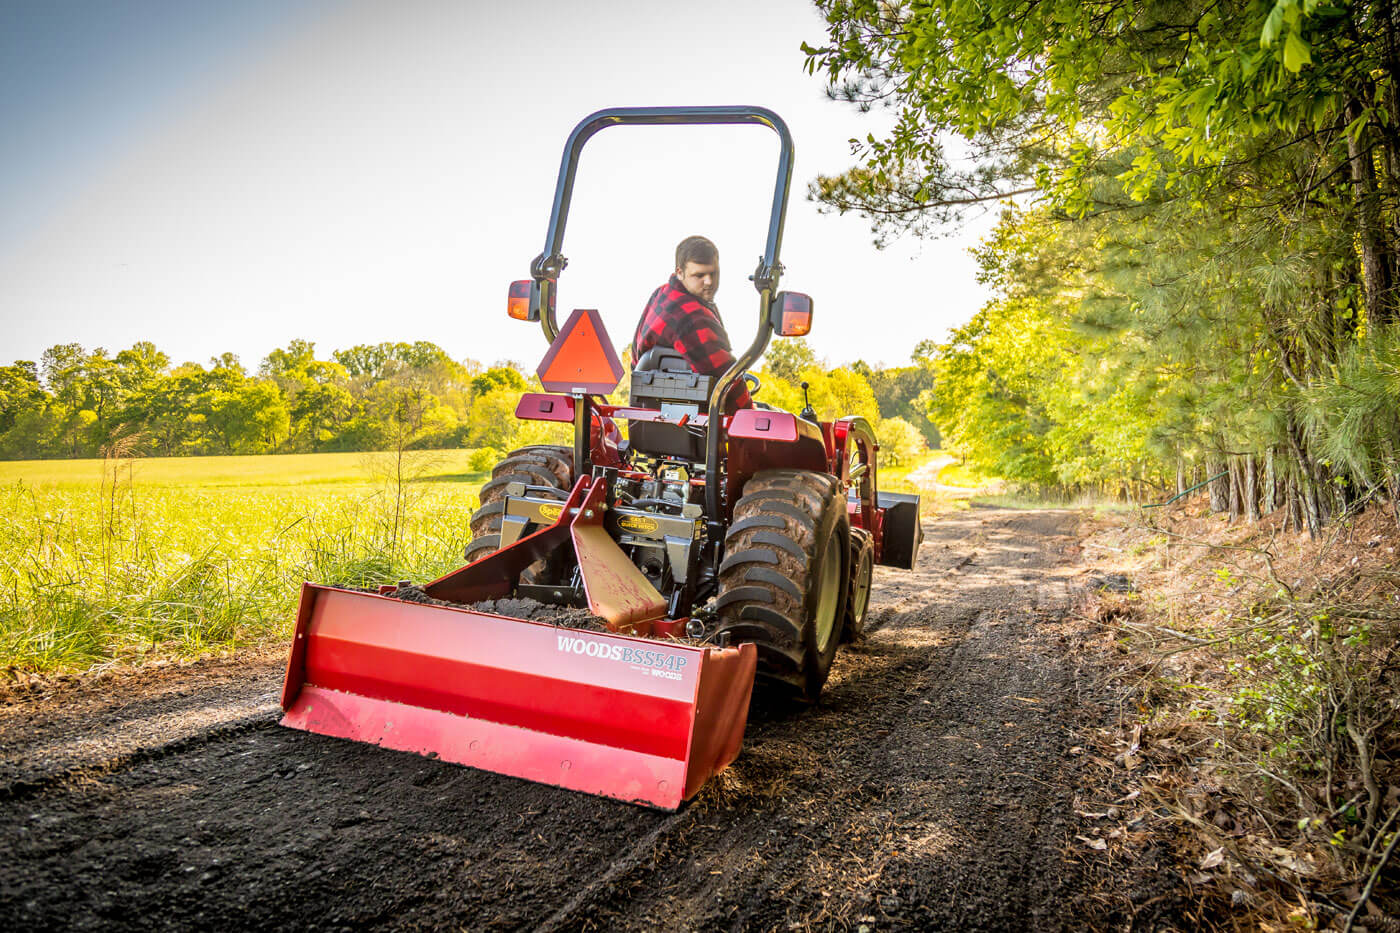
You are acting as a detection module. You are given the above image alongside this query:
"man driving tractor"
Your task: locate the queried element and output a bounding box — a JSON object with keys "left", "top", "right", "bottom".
{"left": 632, "top": 235, "right": 751, "bottom": 410}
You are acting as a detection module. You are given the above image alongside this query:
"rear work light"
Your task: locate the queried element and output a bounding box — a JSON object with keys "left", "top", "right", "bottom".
{"left": 507, "top": 280, "right": 533, "bottom": 320}
{"left": 772, "top": 291, "right": 813, "bottom": 337}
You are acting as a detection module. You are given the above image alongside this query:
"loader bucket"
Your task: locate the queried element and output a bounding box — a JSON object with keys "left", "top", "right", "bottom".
{"left": 279, "top": 584, "right": 757, "bottom": 809}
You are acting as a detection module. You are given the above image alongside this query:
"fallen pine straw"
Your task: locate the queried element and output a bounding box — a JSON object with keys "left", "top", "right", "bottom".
{"left": 1074, "top": 498, "right": 1400, "bottom": 929}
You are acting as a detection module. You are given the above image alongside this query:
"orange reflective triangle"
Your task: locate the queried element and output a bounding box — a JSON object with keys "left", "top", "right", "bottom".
{"left": 537, "top": 308, "right": 624, "bottom": 395}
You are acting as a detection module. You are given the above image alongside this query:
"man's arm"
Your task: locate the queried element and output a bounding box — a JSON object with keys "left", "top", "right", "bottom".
{"left": 673, "top": 308, "right": 752, "bottom": 410}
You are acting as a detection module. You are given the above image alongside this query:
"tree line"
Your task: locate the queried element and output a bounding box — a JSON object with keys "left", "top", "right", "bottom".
{"left": 0, "top": 337, "right": 939, "bottom": 464}
{"left": 0, "top": 339, "right": 531, "bottom": 459}
{"left": 808, "top": 0, "right": 1400, "bottom": 534}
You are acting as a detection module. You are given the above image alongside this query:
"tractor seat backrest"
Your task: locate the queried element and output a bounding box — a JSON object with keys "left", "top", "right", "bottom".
{"left": 628, "top": 347, "right": 712, "bottom": 461}
{"left": 629, "top": 349, "right": 714, "bottom": 410}
{"left": 633, "top": 346, "right": 693, "bottom": 373}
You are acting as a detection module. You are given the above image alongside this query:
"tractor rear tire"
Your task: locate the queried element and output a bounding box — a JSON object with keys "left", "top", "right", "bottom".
{"left": 714, "top": 469, "right": 850, "bottom": 704}
{"left": 465, "top": 445, "right": 573, "bottom": 583}
{"left": 842, "top": 527, "right": 874, "bottom": 642}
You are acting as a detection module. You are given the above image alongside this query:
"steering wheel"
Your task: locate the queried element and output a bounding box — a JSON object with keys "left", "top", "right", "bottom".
{"left": 742, "top": 372, "right": 761, "bottom": 396}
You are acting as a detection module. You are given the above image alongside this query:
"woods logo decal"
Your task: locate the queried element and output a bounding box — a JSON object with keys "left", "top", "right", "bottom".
{"left": 537, "top": 503, "right": 563, "bottom": 521}
{"left": 556, "top": 634, "right": 690, "bottom": 679}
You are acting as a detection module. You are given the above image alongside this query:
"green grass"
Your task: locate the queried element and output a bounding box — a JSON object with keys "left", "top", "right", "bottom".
{"left": 0, "top": 446, "right": 1031, "bottom": 673}
{"left": 0, "top": 450, "right": 488, "bottom": 672}
{"left": 971, "top": 491, "right": 1135, "bottom": 512}
{"left": 0, "top": 449, "right": 487, "bottom": 488}
{"left": 876, "top": 450, "right": 944, "bottom": 498}
{"left": 876, "top": 457, "right": 929, "bottom": 492}
{"left": 936, "top": 459, "right": 995, "bottom": 489}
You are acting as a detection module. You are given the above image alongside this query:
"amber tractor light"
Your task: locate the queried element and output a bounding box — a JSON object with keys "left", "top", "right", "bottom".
{"left": 772, "top": 291, "right": 813, "bottom": 337}
{"left": 507, "top": 280, "right": 532, "bottom": 320}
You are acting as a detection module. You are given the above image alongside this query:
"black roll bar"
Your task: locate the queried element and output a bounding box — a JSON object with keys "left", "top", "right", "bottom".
{"left": 529, "top": 105, "right": 796, "bottom": 548}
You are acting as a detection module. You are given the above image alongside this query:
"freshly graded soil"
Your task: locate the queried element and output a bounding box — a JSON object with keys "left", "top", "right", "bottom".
{"left": 392, "top": 586, "right": 710, "bottom": 644}
{"left": 0, "top": 508, "right": 1162, "bottom": 931}
{"left": 389, "top": 586, "right": 612, "bottom": 630}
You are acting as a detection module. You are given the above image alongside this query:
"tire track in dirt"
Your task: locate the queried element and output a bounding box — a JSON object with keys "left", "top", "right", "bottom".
{"left": 0, "top": 653, "right": 285, "bottom": 796}
{"left": 553, "top": 508, "right": 1093, "bottom": 931}
{"left": 0, "top": 507, "right": 1107, "bottom": 931}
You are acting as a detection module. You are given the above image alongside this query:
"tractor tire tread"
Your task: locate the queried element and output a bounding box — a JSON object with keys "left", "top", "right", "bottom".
{"left": 713, "top": 624, "right": 803, "bottom": 668}
{"left": 731, "top": 495, "right": 818, "bottom": 535}
{"left": 713, "top": 585, "right": 775, "bottom": 611}
{"left": 494, "top": 454, "right": 569, "bottom": 486}
{"left": 480, "top": 470, "right": 555, "bottom": 505}
{"left": 728, "top": 514, "right": 790, "bottom": 537}
{"left": 464, "top": 534, "right": 501, "bottom": 563}
{"left": 751, "top": 530, "right": 808, "bottom": 564}
{"left": 468, "top": 501, "right": 507, "bottom": 539}
{"left": 736, "top": 605, "right": 803, "bottom": 646}
{"left": 466, "top": 446, "right": 573, "bottom": 583}
{"left": 717, "top": 547, "right": 780, "bottom": 576}
{"left": 715, "top": 469, "right": 849, "bottom": 703}
{"left": 842, "top": 527, "right": 876, "bottom": 642}
{"left": 740, "top": 565, "right": 804, "bottom": 602}
{"left": 739, "top": 476, "right": 830, "bottom": 515}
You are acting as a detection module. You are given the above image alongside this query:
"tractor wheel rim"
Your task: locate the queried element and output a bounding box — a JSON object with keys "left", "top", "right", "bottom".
{"left": 814, "top": 531, "right": 842, "bottom": 652}
{"left": 852, "top": 551, "right": 872, "bottom": 622}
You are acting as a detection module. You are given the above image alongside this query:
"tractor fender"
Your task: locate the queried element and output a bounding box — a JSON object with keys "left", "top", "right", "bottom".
{"left": 728, "top": 408, "right": 806, "bottom": 442}
{"left": 832, "top": 416, "right": 879, "bottom": 534}
{"left": 726, "top": 411, "right": 828, "bottom": 468}
{"left": 724, "top": 412, "right": 829, "bottom": 519}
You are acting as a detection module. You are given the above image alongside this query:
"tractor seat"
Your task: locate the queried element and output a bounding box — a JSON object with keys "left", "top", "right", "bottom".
{"left": 628, "top": 348, "right": 712, "bottom": 461}
{"left": 633, "top": 346, "right": 694, "bottom": 374}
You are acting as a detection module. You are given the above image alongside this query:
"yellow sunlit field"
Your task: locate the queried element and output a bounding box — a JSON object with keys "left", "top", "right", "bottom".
{"left": 0, "top": 450, "right": 489, "bottom": 672}
{"left": 0, "top": 449, "right": 486, "bottom": 488}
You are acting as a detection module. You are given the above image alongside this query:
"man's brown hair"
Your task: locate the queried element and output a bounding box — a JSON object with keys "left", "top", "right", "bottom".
{"left": 675, "top": 235, "right": 718, "bottom": 270}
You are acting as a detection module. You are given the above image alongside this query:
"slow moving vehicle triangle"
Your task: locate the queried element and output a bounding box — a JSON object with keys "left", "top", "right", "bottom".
{"left": 536, "top": 308, "right": 623, "bottom": 395}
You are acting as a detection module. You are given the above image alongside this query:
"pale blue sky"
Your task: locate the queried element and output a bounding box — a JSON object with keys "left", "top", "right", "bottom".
{"left": 0, "top": 0, "right": 328, "bottom": 249}
{"left": 0, "top": 0, "right": 994, "bottom": 372}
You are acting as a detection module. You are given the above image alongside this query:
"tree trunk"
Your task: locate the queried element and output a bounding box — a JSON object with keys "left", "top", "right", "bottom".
{"left": 1208, "top": 460, "right": 1229, "bottom": 512}
{"left": 1346, "top": 98, "right": 1397, "bottom": 328}
{"left": 1228, "top": 458, "right": 1243, "bottom": 523}
{"left": 1379, "top": 0, "right": 1400, "bottom": 250}
{"left": 1392, "top": 477, "right": 1400, "bottom": 531}
{"left": 1314, "top": 461, "right": 1335, "bottom": 526}
{"left": 1176, "top": 461, "right": 1186, "bottom": 497}
{"left": 1244, "top": 454, "right": 1260, "bottom": 522}
{"left": 1285, "top": 419, "right": 1323, "bottom": 538}
{"left": 1287, "top": 476, "right": 1304, "bottom": 533}
{"left": 1263, "top": 448, "right": 1278, "bottom": 514}
{"left": 1282, "top": 477, "right": 1292, "bottom": 532}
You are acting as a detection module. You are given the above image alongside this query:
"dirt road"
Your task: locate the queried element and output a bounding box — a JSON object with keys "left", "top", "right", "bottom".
{"left": 0, "top": 508, "right": 1135, "bottom": 931}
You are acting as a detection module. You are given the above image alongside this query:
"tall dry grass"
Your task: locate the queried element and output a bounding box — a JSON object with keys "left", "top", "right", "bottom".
{"left": 0, "top": 452, "right": 480, "bottom": 672}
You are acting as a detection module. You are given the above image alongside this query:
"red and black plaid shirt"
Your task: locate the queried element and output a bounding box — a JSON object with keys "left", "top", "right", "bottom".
{"left": 632, "top": 276, "right": 751, "bottom": 410}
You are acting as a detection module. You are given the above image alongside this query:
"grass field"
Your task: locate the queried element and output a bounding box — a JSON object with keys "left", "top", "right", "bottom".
{"left": 936, "top": 459, "right": 994, "bottom": 489}
{"left": 0, "top": 447, "right": 958, "bottom": 674}
{"left": 1, "top": 450, "right": 489, "bottom": 672}
{"left": 0, "top": 449, "right": 487, "bottom": 488}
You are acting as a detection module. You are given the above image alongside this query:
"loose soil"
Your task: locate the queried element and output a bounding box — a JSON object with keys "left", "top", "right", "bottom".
{"left": 0, "top": 508, "right": 1172, "bottom": 931}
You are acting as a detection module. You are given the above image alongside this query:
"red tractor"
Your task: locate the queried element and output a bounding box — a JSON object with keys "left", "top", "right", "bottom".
{"left": 279, "top": 106, "right": 921, "bottom": 809}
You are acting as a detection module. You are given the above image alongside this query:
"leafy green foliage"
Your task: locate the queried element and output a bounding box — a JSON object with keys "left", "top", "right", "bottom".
{"left": 874, "top": 416, "right": 926, "bottom": 467}
{"left": 807, "top": 0, "right": 1400, "bottom": 517}
{"left": 3, "top": 338, "right": 941, "bottom": 463}
{"left": 763, "top": 339, "right": 817, "bottom": 381}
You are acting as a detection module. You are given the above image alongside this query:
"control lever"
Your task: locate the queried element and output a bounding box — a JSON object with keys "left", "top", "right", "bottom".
{"left": 799, "top": 380, "right": 817, "bottom": 423}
